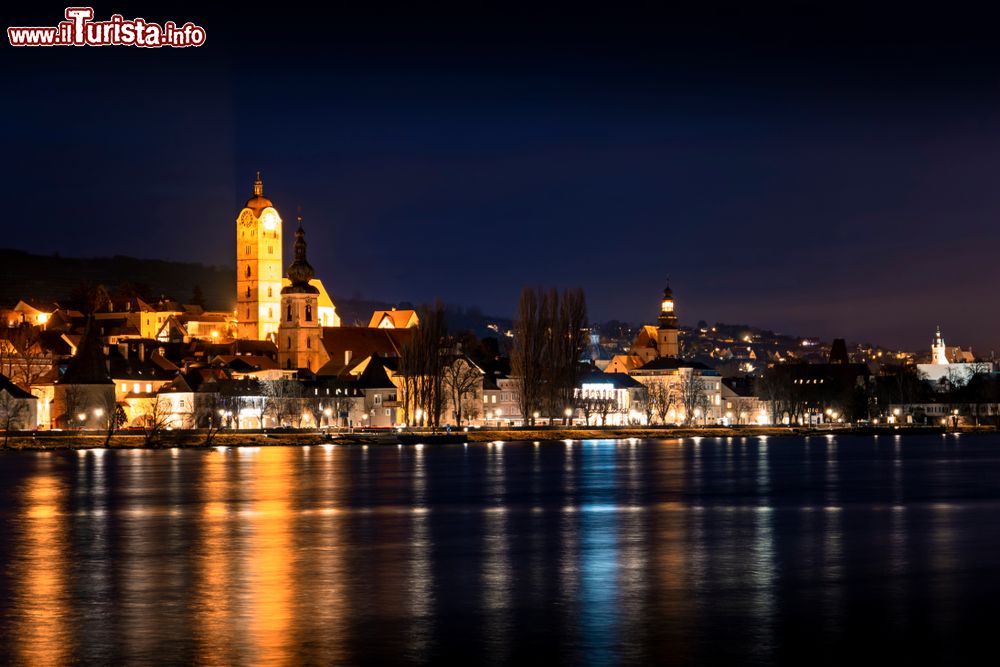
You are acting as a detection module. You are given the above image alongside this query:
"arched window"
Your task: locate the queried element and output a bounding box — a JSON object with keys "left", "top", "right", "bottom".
{"left": 286, "top": 359, "right": 292, "bottom": 369}
{"left": 267, "top": 286, "right": 272, "bottom": 297}
{"left": 286, "top": 304, "right": 293, "bottom": 321}
{"left": 246, "top": 286, "right": 251, "bottom": 298}
{"left": 306, "top": 337, "right": 311, "bottom": 349}
{"left": 246, "top": 306, "right": 251, "bottom": 319}
{"left": 305, "top": 304, "right": 312, "bottom": 322}
{"left": 245, "top": 265, "right": 251, "bottom": 277}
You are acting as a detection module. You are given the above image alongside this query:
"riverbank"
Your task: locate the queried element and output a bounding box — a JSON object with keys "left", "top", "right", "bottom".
{"left": 1, "top": 424, "right": 995, "bottom": 450}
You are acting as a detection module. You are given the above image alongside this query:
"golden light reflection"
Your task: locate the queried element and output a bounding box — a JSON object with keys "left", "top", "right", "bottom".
{"left": 292, "top": 444, "right": 348, "bottom": 663}
{"left": 14, "top": 468, "right": 70, "bottom": 666}
{"left": 194, "top": 449, "right": 235, "bottom": 663}
{"left": 245, "top": 447, "right": 294, "bottom": 664}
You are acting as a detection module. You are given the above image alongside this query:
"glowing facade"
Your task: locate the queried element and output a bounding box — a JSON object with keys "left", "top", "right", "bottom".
{"left": 236, "top": 173, "right": 283, "bottom": 341}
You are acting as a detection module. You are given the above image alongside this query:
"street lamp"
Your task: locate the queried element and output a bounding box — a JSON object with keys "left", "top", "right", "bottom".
{"left": 94, "top": 408, "right": 104, "bottom": 418}
{"left": 564, "top": 407, "right": 573, "bottom": 426}
{"left": 532, "top": 410, "right": 540, "bottom": 426}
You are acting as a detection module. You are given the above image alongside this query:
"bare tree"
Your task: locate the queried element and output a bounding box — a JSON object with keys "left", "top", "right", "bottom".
{"left": 648, "top": 381, "right": 677, "bottom": 424}
{"left": 443, "top": 356, "right": 482, "bottom": 426}
{"left": 99, "top": 390, "right": 124, "bottom": 448}
{"left": 0, "top": 390, "right": 28, "bottom": 446}
{"left": 138, "top": 395, "right": 171, "bottom": 446}
{"left": 194, "top": 391, "right": 225, "bottom": 445}
{"left": 400, "top": 301, "right": 448, "bottom": 428}
{"left": 262, "top": 379, "right": 304, "bottom": 427}
{"left": 512, "top": 288, "right": 545, "bottom": 426}
{"left": 679, "top": 372, "right": 709, "bottom": 425}
{"left": 60, "top": 384, "right": 86, "bottom": 429}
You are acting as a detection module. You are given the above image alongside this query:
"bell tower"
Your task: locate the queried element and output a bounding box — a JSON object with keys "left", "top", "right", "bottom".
{"left": 277, "top": 217, "right": 328, "bottom": 373}
{"left": 236, "top": 172, "right": 283, "bottom": 340}
{"left": 656, "top": 284, "right": 679, "bottom": 358}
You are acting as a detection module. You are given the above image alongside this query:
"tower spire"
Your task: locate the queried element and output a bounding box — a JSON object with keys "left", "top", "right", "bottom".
{"left": 253, "top": 171, "right": 263, "bottom": 196}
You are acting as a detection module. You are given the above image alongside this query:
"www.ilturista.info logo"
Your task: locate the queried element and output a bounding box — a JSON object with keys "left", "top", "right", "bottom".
{"left": 8, "top": 7, "right": 206, "bottom": 47}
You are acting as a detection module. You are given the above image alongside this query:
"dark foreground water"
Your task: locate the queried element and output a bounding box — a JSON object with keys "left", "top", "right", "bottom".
{"left": 1, "top": 435, "right": 999, "bottom": 665}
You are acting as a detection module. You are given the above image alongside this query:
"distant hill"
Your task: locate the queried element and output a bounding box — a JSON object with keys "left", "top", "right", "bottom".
{"left": 0, "top": 248, "right": 514, "bottom": 339}
{"left": 0, "top": 248, "right": 235, "bottom": 310}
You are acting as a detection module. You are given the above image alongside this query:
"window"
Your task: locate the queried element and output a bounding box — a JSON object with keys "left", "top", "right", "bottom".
{"left": 385, "top": 409, "right": 391, "bottom": 417}
{"left": 287, "top": 304, "right": 293, "bottom": 321}
{"left": 287, "top": 336, "right": 292, "bottom": 349}
{"left": 133, "top": 383, "right": 140, "bottom": 393}
{"left": 374, "top": 395, "right": 382, "bottom": 405}
{"left": 247, "top": 306, "right": 251, "bottom": 319}
{"left": 246, "top": 265, "right": 251, "bottom": 277}
{"left": 305, "top": 304, "right": 312, "bottom": 322}
{"left": 306, "top": 338, "right": 311, "bottom": 349}
{"left": 268, "top": 245, "right": 273, "bottom": 254}
{"left": 246, "top": 286, "right": 251, "bottom": 298}
{"left": 145, "top": 383, "right": 152, "bottom": 393}
{"left": 267, "top": 287, "right": 272, "bottom": 297}
{"left": 121, "top": 383, "right": 127, "bottom": 392}
{"left": 492, "top": 395, "right": 497, "bottom": 403}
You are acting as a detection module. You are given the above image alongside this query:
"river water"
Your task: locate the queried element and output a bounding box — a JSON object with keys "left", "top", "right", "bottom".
{"left": 0, "top": 435, "right": 998, "bottom": 665}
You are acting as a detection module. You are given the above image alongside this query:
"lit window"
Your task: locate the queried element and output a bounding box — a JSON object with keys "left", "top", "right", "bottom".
{"left": 121, "top": 383, "right": 127, "bottom": 392}
{"left": 145, "top": 383, "right": 152, "bottom": 393}
{"left": 133, "top": 383, "right": 140, "bottom": 393}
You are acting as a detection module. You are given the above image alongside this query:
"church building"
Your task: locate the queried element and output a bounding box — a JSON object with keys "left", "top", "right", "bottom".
{"left": 236, "top": 173, "right": 283, "bottom": 341}
{"left": 277, "top": 219, "right": 329, "bottom": 373}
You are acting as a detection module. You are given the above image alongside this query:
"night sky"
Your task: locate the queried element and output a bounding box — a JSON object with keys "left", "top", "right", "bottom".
{"left": 4, "top": 3, "right": 1000, "bottom": 351}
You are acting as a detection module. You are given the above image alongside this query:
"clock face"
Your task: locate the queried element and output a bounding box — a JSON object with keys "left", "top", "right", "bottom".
{"left": 238, "top": 210, "right": 255, "bottom": 227}
{"left": 261, "top": 208, "right": 280, "bottom": 231}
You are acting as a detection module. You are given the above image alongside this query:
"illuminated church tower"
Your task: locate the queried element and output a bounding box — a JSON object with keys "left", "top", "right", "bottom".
{"left": 236, "top": 172, "right": 283, "bottom": 340}
{"left": 656, "top": 284, "right": 679, "bottom": 358}
{"left": 932, "top": 326, "right": 948, "bottom": 365}
{"left": 277, "top": 218, "right": 328, "bottom": 372}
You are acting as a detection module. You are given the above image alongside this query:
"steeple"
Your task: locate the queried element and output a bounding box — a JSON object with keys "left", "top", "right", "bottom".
{"left": 282, "top": 213, "right": 319, "bottom": 294}
{"left": 253, "top": 170, "right": 263, "bottom": 196}
{"left": 932, "top": 325, "right": 948, "bottom": 364}
{"left": 658, "top": 283, "right": 678, "bottom": 330}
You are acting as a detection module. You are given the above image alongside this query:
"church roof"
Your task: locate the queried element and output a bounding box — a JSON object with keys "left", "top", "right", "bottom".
{"left": 244, "top": 173, "right": 273, "bottom": 217}
{"left": 0, "top": 374, "right": 35, "bottom": 399}
{"left": 282, "top": 222, "right": 319, "bottom": 294}
{"left": 58, "top": 320, "right": 114, "bottom": 385}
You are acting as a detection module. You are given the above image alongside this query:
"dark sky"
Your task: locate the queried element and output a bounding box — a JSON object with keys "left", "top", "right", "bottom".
{"left": 4, "top": 2, "right": 1000, "bottom": 352}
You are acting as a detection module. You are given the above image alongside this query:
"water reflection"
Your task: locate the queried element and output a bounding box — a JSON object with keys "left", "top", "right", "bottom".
{"left": 0, "top": 436, "right": 997, "bottom": 665}
{"left": 13, "top": 458, "right": 71, "bottom": 665}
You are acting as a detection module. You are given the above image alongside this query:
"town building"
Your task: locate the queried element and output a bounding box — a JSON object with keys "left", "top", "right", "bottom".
{"left": 277, "top": 220, "right": 329, "bottom": 373}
